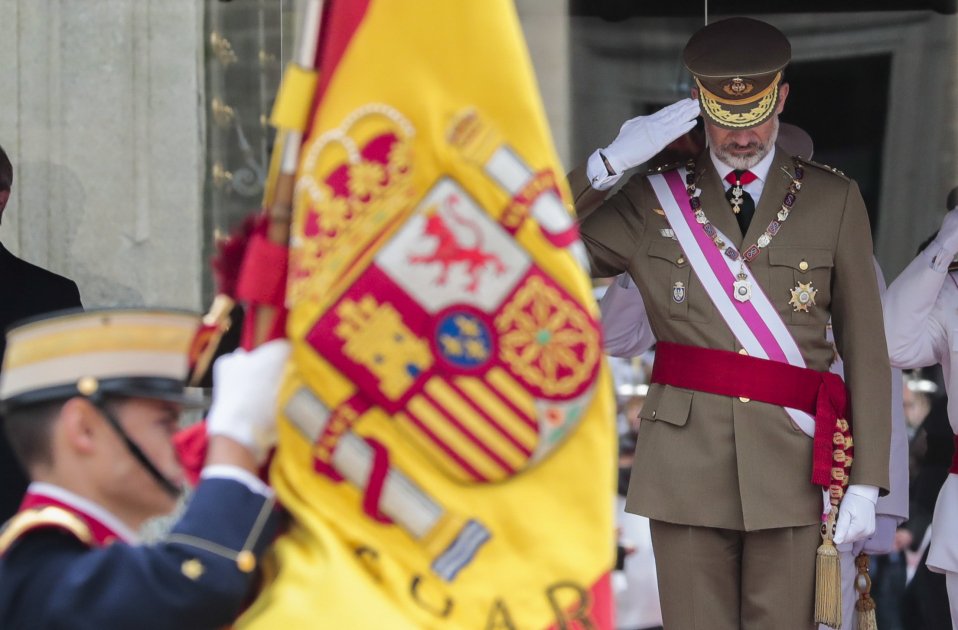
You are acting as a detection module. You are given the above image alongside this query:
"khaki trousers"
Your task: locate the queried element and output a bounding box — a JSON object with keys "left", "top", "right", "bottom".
{"left": 649, "top": 520, "right": 821, "bottom": 630}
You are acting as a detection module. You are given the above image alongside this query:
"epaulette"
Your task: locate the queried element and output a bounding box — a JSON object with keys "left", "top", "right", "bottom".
{"left": 794, "top": 157, "right": 850, "bottom": 181}
{"left": 648, "top": 161, "right": 683, "bottom": 174}
{"left": 0, "top": 506, "right": 93, "bottom": 555}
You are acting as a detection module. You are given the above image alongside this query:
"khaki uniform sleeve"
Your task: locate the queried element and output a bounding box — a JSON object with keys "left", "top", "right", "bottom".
{"left": 572, "top": 172, "right": 649, "bottom": 279}
{"left": 830, "top": 181, "right": 891, "bottom": 493}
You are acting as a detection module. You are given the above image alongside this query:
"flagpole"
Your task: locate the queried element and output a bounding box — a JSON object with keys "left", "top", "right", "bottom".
{"left": 252, "top": 0, "right": 325, "bottom": 346}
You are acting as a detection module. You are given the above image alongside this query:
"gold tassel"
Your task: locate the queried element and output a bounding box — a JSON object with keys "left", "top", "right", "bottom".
{"left": 814, "top": 507, "right": 843, "bottom": 628}
{"left": 854, "top": 553, "right": 878, "bottom": 630}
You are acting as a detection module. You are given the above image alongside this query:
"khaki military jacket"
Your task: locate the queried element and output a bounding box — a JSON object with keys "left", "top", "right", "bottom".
{"left": 573, "top": 146, "right": 891, "bottom": 531}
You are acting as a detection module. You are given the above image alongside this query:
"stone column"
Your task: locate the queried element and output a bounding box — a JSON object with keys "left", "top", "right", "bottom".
{"left": 517, "top": 0, "right": 572, "bottom": 169}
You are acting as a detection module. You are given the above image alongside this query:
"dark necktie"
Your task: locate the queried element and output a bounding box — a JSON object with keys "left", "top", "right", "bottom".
{"left": 724, "top": 169, "right": 757, "bottom": 236}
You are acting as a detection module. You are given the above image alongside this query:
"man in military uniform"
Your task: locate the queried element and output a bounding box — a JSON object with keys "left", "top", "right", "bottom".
{"left": 597, "top": 127, "right": 910, "bottom": 630}
{"left": 883, "top": 188, "right": 958, "bottom": 627}
{"left": 573, "top": 18, "right": 891, "bottom": 629}
{"left": 0, "top": 308, "right": 288, "bottom": 629}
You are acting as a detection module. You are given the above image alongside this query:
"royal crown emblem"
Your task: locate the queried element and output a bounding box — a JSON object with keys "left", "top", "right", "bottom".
{"left": 289, "top": 104, "right": 418, "bottom": 310}
{"left": 723, "top": 77, "right": 754, "bottom": 97}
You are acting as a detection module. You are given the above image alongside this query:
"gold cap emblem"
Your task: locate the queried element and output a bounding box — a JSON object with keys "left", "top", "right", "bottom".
{"left": 723, "top": 77, "right": 754, "bottom": 96}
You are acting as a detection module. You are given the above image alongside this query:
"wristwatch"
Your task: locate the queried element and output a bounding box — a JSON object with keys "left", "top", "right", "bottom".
{"left": 600, "top": 151, "right": 616, "bottom": 176}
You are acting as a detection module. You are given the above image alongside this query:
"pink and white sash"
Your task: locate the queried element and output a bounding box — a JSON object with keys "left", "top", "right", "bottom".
{"left": 647, "top": 168, "right": 816, "bottom": 437}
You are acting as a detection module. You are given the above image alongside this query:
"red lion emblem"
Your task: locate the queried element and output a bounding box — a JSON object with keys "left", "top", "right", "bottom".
{"left": 409, "top": 197, "right": 506, "bottom": 293}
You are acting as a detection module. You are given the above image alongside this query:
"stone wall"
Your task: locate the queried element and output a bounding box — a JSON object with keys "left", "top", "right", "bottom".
{"left": 516, "top": 0, "right": 572, "bottom": 169}
{"left": 0, "top": 0, "right": 205, "bottom": 310}
{"left": 4, "top": 3, "right": 943, "bottom": 310}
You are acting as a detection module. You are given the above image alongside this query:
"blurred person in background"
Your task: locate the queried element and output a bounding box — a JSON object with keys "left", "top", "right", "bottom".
{"left": 0, "top": 143, "right": 83, "bottom": 522}
{"left": 613, "top": 430, "right": 662, "bottom": 630}
{"left": 883, "top": 187, "right": 958, "bottom": 628}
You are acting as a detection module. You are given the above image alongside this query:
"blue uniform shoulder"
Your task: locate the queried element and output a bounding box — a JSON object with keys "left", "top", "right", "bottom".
{"left": 0, "top": 528, "right": 89, "bottom": 629}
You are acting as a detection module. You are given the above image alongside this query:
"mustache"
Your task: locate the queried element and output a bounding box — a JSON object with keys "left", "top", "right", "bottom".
{"left": 720, "top": 140, "right": 764, "bottom": 153}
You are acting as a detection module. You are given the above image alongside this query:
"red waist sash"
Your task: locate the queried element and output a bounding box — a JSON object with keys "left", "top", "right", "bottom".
{"left": 650, "top": 341, "right": 850, "bottom": 488}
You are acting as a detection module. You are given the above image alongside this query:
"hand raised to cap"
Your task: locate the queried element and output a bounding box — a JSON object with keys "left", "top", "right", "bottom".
{"left": 601, "top": 98, "right": 701, "bottom": 176}
{"left": 935, "top": 207, "right": 958, "bottom": 258}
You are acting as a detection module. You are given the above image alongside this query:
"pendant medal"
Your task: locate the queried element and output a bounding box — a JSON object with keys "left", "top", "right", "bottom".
{"left": 733, "top": 273, "right": 752, "bottom": 303}
{"left": 731, "top": 184, "right": 744, "bottom": 214}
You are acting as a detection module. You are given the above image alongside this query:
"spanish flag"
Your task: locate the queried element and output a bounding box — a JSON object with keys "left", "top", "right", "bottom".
{"left": 239, "top": 1, "right": 615, "bottom": 627}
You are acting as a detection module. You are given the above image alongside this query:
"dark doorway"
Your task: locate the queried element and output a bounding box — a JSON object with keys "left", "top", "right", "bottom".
{"left": 782, "top": 55, "right": 892, "bottom": 232}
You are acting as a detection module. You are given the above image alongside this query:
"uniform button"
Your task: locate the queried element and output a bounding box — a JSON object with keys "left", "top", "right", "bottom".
{"left": 676, "top": 257, "right": 685, "bottom": 265}
{"left": 738, "top": 348, "right": 748, "bottom": 356}
{"left": 739, "top": 396, "right": 750, "bottom": 403}
{"left": 181, "top": 558, "right": 205, "bottom": 580}
{"left": 799, "top": 260, "right": 809, "bottom": 272}
{"left": 236, "top": 550, "right": 257, "bottom": 573}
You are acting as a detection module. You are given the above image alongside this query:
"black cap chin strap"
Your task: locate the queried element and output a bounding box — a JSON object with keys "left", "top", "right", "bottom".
{"left": 88, "top": 396, "right": 182, "bottom": 500}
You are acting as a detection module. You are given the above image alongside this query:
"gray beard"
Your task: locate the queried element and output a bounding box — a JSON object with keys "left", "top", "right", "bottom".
{"left": 710, "top": 117, "right": 779, "bottom": 171}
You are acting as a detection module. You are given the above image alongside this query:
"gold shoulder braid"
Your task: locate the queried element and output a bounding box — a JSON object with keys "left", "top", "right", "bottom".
{"left": 797, "top": 158, "right": 849, "bottom": 181}
{"left": 649, "top": 160, "right": 683, "bottom": 174}
{"left": 0, "top": 506, "right": 93, "bottom": 554}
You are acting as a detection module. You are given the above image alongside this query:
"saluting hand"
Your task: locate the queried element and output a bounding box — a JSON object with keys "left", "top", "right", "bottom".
{"left": 935, "top": 207, "right": 958, "bottom": 259}
{"left": 601, "top": 98, "right": 700, "bottom": 177}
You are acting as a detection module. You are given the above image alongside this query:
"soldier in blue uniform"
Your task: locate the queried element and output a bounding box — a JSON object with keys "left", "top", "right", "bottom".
{"left": 0, "top": 308, "right": 289, "bottom": 629}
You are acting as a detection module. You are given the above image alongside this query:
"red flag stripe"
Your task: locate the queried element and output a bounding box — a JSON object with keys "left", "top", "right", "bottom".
{"left": 420, "top": 390, "right": 517, "bottom": 475}
{"left": 447, "top": 380, "right": 534, "bottom": 457}
{"left": 396, "top": 411, "right": 486, "bottom": 482}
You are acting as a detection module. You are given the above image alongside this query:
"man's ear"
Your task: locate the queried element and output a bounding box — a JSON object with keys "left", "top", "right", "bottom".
{"left": 59, "top": 397, "right": 101, "bottom": 456}
{"left": 0, "top": 189, "right": 9, "bottom": 214}
{"left": 690, "top": 87, "right": 699, "bottom": 100}
{"left": 775, "top": 82, "right": 790, "bottom": 115}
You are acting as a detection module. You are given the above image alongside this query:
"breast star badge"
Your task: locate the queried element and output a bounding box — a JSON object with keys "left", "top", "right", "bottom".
{"left": 789, "top": 281, "right": 817, "bottom": 312}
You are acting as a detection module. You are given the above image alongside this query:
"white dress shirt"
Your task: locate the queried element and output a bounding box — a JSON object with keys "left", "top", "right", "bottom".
{"left": 709, "top": 146, "right": 776, "bottom": 207}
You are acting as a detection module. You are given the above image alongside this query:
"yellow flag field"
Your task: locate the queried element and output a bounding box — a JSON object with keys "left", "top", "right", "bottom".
{"left": 239, "top": 2, "right": 616, "bottom": 627}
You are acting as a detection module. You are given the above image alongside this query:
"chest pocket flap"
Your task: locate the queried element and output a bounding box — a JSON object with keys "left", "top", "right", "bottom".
{"left": 647, "top": 239, "right": 688, "bottom": 268}
{"left": 767, "top": 247, "right": 833, "bottom": 271}
{"left": 638, "top": 384, "right": 693, "bottom": 426}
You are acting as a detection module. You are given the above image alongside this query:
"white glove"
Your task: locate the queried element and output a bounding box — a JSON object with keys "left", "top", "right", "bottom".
{"left": 833, "top": 484, "right": 878, "bottom": 546}
{"left": 601, "top": 98, "right": 700, "bottom": 176}
{"left": 933, "top": 208, "right": 958, "bottom": 259}
{"left": 206, "top": 339, "right": 291, "bottom": 465}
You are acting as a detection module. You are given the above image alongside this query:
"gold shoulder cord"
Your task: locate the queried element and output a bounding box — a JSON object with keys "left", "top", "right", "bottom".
{"left": 0, "top": 507, "right": 93, "bottom": 554}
